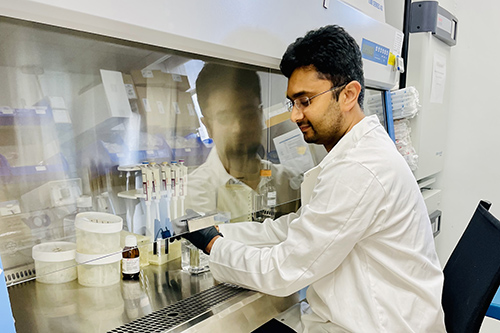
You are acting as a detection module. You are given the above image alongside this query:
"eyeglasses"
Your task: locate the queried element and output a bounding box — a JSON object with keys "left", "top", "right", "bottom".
{"left": 285, "top": 83, "right": 347, "bottom": 112}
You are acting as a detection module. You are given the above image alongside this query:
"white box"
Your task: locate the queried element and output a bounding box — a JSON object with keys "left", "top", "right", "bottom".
{"left": 422, "top": 189, "right": 442, "bottom": 215}
{"left": 73, "top": 70, "right": 132, "bottom": 136}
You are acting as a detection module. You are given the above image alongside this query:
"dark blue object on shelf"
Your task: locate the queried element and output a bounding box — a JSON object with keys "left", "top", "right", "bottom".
{"left": 486, "top": 288, "right": 500, "bottom": 321}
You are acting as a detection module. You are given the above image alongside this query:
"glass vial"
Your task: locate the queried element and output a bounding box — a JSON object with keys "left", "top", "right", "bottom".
{"left": 122, "top": 235, "right": 140, "bottom": 280}
{"left": 181, "top": 239, "right": 209, "bottom": 275}
{"left": 260, "top": 169, "right": 276, "bottom": 220}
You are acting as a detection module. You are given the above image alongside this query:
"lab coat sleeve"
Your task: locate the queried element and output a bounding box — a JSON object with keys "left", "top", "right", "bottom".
{"left": 218, "top": 210, "right": 300, "bottom": 247}
{"left": 209, "top": 162, "right": 386, "bottom": 297}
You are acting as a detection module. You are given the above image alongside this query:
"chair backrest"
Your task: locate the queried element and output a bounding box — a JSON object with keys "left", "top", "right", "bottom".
{"left": 442, "top": 200, "right": 500, "bottom": 333}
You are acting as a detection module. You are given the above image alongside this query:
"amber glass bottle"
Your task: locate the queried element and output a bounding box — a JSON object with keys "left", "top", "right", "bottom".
{"left": 122, "top": 235, "right": 140, "bottom": 280}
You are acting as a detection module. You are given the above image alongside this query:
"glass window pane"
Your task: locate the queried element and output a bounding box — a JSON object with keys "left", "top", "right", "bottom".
{"left": 363, "top": 88, "right": 387, "bottom": 129}
{"left": 0, "top": 16, "right": 310, "bottom": 286}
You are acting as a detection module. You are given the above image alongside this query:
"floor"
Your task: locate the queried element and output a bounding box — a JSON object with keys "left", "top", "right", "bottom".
{"left": 480, "top": 317, "right": 500, "bottom": 332}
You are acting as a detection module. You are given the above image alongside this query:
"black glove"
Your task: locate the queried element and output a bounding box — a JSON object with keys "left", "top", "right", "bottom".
{"left": 183, "top": 226, "right": 223, "bottom": 255}
{"left": 171, "top": 209, "right": 202, "bottom": 236}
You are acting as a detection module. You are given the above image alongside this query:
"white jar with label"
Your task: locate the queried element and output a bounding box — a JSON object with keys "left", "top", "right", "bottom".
{"left": 32, "top": 242, "right": 77, "bottom": 284}
{"left": 76, "top": 251, "right": 121, "bottom": 287}
{"left": 75, "top": 212, "right": 122, "bottom": 255}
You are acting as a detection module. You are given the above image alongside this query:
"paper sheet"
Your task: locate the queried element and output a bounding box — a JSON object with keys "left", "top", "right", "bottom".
{"left": 273, "top": 128, "right": 315, "bottom": 174}
{"left": 430, "top": 53, "right": 447, "bottom": 104}
{"left": 100, "top": 69, "right": 132, "bottom": 117}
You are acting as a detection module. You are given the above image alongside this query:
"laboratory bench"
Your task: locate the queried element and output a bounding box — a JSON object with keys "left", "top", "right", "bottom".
{"left": 8, "top": 258, "right": 298, "bottom": 333}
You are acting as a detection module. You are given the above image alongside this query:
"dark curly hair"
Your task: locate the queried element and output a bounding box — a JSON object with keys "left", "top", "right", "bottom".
{"left": 280, "top": 25, "right": 364, "bottom": 106}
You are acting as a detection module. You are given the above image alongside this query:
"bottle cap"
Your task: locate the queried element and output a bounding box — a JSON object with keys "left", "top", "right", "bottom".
{"left": 125, "top": 235, "right": 138, "bottom": 247}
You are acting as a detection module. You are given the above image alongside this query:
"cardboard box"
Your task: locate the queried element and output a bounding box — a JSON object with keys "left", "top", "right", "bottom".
{"left": 175, "top": 91, "right": 199, "bottom": 130}
{"left": 136, "top": 86, "right": 175, "bottom": 131}
{"left": 122, "top": 73, "right": 138, "bottom": 100}
{"left": 130, "top": 70, "right": 190, "bottom": 91}
{"left": 122, "top": 73, "right": 134, "bottom": 85}
{"left": 136, "top": 87, "right": 198, "bottom": 133}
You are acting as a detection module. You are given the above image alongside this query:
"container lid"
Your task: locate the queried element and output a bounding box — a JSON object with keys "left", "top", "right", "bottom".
{"left": 125, "top": 235, "right": 137, "bottom": 247}
{"left": 75, "top": 251, "right": 122, "bottom": 265}
{"left": 32, "top": 242, "right": 76, "bottom": 262}
{"left": 75, "top": 212, "right": 123, "bottom": 234}
{"left": 77, "top": 195, "right": 92, "bottom": 208}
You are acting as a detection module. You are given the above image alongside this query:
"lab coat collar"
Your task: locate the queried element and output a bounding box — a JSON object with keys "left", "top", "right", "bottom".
{"left": 318, "top": 115, "right": 382, "bottom": 169}
{"left": 301, "top": 164, "right": 322, "bottom": 206}
{"left": 301, "top": 115, "right": 381, "bottom": 206}
{"left": 206, "top": 146, "right": 270, "bottom": 186}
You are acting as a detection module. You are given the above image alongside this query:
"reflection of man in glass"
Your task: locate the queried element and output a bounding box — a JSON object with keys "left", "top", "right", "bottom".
{"left": 185, "top": 63, "right": 299, "bottom": 220}
{"left": 197, "top": 64, "right": 263, "bottom": 189}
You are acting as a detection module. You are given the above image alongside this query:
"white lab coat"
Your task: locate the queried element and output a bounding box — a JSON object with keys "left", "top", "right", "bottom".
{"left": 210, "top": 115, "right": 446, "bottom": 332}
{"left": 184, "top": 147, "right": 300, "bottom": 220}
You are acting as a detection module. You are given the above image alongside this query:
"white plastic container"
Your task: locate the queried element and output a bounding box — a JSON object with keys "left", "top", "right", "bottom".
{"left": 32, "top": 242, "right": 77, "bottom": 284}
{"left": 75, "top": 212, "right": 123, "bottom": 254}
{"left": 76, "top": 252, "right": 121, "bottom": 287}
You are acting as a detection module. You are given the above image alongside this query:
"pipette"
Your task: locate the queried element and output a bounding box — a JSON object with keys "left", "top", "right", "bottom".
{"left": 170, "top": 161, "right": 179, "bottom": 219}
{"left": 178, "top": 159, "right": 188, "bottom": 215}
{"left": 140, "top": 163, "right": 154, "bottom": 239}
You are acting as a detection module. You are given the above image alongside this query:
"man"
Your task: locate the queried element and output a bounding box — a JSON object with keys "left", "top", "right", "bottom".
{"left": 185, "top": 63, "right": 300, "bottom": 221}
{"left": 183, "top": 25, "right": 446, "bottom": 332}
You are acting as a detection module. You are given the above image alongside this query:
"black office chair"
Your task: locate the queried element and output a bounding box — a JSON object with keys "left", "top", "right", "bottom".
{"left": 442, "top": 200, "right": 500, "bottom": 333}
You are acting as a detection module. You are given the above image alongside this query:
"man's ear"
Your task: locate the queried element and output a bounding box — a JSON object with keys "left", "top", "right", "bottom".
{"left": 339, "top": 81, "right": 362, "bottom": 111}
{"left": 200, "top": 117, "right": 212, "bottom": 137}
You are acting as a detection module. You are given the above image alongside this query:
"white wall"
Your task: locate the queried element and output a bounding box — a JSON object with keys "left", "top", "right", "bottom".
{"left": 385, "top": 0, "right": 500, "bottom": 331}
{"left": 432, "top": 0, "right": 500, "bottom": 265}
{"left": 434, "top": 2, "right": 500, "bottom": 328}
{"left": 385, "top": 0, "right": 500, "bottom": 264}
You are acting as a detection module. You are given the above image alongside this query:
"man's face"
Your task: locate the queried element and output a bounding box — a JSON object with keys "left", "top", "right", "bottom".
{"left": 286, "top": 66, "right": 345, "bottom": 152}
{"left": 202, "top": 88, "right": 263, "bottom": 158}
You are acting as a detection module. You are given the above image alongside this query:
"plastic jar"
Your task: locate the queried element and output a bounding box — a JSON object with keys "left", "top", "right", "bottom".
{"left": 32, "top": 242, "right": 77, "bottom": 284}
{"left": 75, "top": 212, "right": 123, "bottom": 255}
{"left": 75, "top": 252, "right": 121, "bottom": 287}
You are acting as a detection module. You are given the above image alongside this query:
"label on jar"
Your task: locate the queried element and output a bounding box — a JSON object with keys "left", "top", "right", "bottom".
{"left": 267, "top": 191, "right": 277, "bottom": 199}
{"left": 267, "top": 198, "right": 277, "bottom": 206}
{"left": 122, "top": 257, "right": 140, "bottom": 274}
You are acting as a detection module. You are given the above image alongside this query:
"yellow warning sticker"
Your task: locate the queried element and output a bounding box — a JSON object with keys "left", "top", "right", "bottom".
{"left": 388, "top": 53, "right": 396, "bottom": 66}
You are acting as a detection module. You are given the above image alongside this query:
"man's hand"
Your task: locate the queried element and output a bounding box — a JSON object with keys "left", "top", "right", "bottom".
{"left": 183, "top": 226, "right": 223, "bottom": 255}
